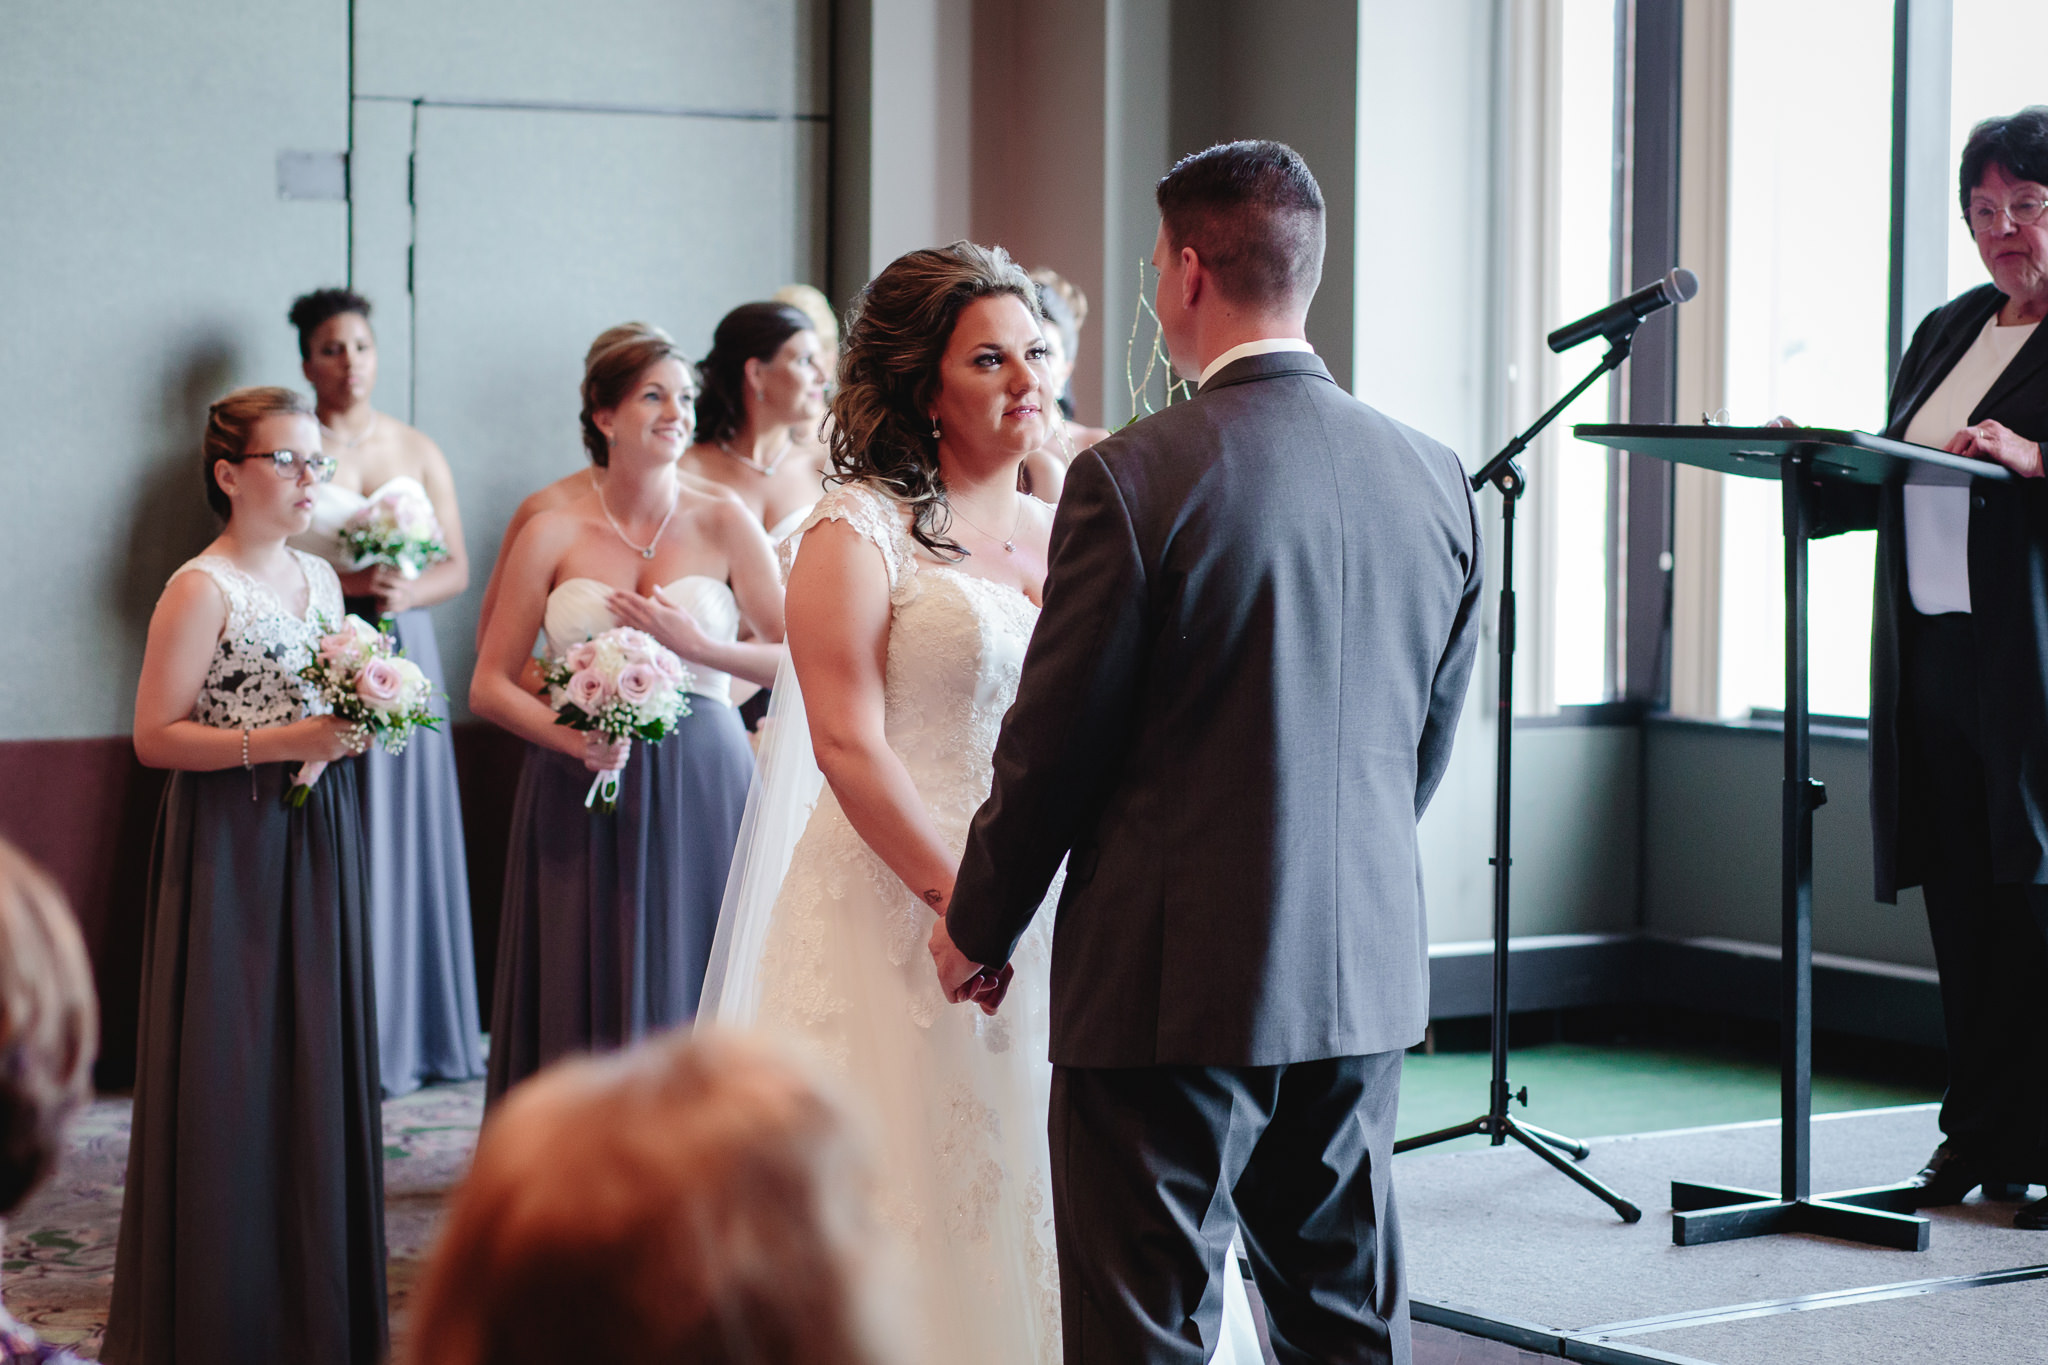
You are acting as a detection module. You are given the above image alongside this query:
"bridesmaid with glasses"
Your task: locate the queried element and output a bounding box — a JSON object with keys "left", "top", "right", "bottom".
{"left": 287, "top": 287, "right": 486, "bottom": 1098}
{"left": 106, "top": 387, "right": 386, "bottom": 1365}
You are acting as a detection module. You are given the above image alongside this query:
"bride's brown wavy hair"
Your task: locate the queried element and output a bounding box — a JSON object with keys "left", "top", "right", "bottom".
{"left": 828, "top": 241, "right": 1041, "bottom": 558}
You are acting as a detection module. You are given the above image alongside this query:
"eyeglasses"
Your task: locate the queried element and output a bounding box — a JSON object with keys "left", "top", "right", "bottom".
{"left": 1967, "top": 197, "right": 2048, "bottom": 234}
{"left": 228, "top": 448, "right": 338, "bottom": 483}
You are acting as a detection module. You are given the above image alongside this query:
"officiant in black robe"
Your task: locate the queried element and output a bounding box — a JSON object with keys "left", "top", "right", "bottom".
{"left": 1812, "top": 107, "right": 2048, "bottom": 1228}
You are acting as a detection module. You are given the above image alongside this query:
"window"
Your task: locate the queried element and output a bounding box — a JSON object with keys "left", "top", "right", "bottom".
{"left": 1547, "top": 0, "right": 1621, "bottom": 707}
{"left": 1945, "top": 2, "right": 2048, "bottom": 299}
{"left": 1713, "top": 0, "right": 1893, "bottom": 720}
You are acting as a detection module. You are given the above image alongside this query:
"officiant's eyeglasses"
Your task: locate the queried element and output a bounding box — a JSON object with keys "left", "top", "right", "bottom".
{"left": 228, "top": 448, "right": 338, "bottom": 483}
{"left": 1967, "top": 197, "right": 2048, "bottom": 234}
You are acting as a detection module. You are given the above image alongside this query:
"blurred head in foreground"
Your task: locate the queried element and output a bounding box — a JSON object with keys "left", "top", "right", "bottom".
{"left": 404, "top": 1029, "right": 895, "bottom": 1365}
{"left": 0, "top": 838, "right": 98, "bottom": 1221}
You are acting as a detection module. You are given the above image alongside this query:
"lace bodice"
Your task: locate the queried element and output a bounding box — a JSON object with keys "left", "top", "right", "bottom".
{"left": 171, "top": 551, "right": 343, "bottom": 729}
{"left": 772, "top": 482, "right": 1048, "bottom": 984}
{"left": 541, "top": 575, "right": 740, "bottom": 705}
{"left": 797, "top": 481, "right": 1042, "bottom": 837}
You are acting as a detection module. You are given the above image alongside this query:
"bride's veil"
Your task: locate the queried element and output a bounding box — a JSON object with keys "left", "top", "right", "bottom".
{"left": 698, "top": 648, "right": 824, "bottom": 1026}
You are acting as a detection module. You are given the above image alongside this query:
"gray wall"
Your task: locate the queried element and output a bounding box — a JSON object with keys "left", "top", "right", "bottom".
{"left": 0, "top": 0, "right": 349, "bottom": 740}
{"left": 1644, "top": 720, "right": 1936, "bottom": 969}
{"left": 0, "top": 0, "right": 830, "bottom": 736}
{"left": 1168, "top": 0, "right": 1359, "bottom": 393}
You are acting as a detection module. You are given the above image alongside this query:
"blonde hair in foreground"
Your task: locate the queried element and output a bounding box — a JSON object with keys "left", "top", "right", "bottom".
{"left": 0, "top": 837, "right": 99, "bottom": 1216}
{"left": 404, "top": 1029, "right": 896, "bottom": 1365}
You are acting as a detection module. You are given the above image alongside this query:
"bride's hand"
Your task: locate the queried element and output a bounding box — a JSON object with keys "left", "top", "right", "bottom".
{"left": 607, "top": 586, "right": 713, "bottom": 663}
{"left": 966, "top": 963, "right": 1014, "bottom": 1016}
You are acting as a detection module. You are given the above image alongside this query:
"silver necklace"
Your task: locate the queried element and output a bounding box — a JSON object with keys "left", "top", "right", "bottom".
{"left": 595, "top": 477, "right": 679, "bottom": 560}
{"left": 321, "top": 410, "right": 378, "bottom": 449}
{"left": 947, "top": 492, "right": 1025, "bottom": 554}
{"left": 716, "top": 432, "right": 795, "bottom": 477}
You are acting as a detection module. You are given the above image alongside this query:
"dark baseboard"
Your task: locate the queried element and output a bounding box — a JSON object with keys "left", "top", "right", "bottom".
{"left": 1429, "top": 933, "right": 1945, "bottom": 1050}
{"left": 0, "top": 725, "right": 530, "bottom": 1089}
{"left": 0, "top": 733, "right": 1955, "bottom": 1089}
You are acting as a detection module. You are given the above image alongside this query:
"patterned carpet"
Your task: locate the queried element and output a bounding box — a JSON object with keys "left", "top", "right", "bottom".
{"left": 0, "top": 1080, "right": 485, "bottom": 1360}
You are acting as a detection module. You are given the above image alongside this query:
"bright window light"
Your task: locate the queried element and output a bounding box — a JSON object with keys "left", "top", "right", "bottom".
{"left": 1946, "top": 3, "right": 2048, "bottom": 298}
{"left": 1716, "top": 0, "right": 1893, "bottom": 720}
{"left": 1549, "top": 0, "right": 1620, "bottom": 707}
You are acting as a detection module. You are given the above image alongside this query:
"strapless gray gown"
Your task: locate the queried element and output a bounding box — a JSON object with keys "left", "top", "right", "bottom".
{"left": 351, "top": 603, "right": 485, "bottom": 1096}
{"left": 485, "top": 703, "right": 753, "bottom": 1103}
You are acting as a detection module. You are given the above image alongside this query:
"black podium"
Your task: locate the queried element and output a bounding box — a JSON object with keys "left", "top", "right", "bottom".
{"left": 1573, "top": 425, "right": 2012, "bottom": 1251}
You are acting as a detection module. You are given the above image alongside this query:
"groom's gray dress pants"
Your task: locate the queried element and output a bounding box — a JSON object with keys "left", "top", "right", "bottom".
{"left": 1049, "top": 1051, "right": 1409, "bottom": 1365}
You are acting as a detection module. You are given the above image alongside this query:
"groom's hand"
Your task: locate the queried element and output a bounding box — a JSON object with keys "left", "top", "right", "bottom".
{"left": 929, "top": 916, "right": 1006, "bottom": 1012}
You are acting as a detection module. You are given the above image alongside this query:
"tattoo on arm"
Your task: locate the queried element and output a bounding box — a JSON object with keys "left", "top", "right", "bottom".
{"left": 923, "top": 889, "right": 944, "bottom": 908}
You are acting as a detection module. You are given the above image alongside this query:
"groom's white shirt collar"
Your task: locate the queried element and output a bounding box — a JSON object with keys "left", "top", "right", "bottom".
{"left": 1198, "top": 338, "right": 1316, "bottom": 389}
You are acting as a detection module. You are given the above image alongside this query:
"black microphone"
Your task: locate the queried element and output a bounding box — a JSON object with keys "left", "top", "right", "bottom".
{"left": 1546, "top": 267, "right": 1698, "bottom": 353}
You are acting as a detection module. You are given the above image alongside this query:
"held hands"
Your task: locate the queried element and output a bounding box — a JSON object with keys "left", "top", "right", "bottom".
{"left": 928, "top": 912, "right": 1013, "bottom": 1016}
{"left": 1946, "top": 420, "right": 2044, "bottom": 478}
{"left": 607, "top": 586, "right": 712, "bottom": 663}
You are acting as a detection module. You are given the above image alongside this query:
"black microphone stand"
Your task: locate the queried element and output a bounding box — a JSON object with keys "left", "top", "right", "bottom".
{"left": 1391, "top": 326, "right": 1645, "bottom": 1225}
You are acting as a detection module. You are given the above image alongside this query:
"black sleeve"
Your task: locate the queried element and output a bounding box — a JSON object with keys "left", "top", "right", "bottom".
{"left": 1813, "top": 302, "right": 1959, "bottom": 538}
{"left": 945, "top": 448, "right": 1149, "bottom": 968}
{"left": 1417, "top": 473, "right": 1484, "bottom": 817}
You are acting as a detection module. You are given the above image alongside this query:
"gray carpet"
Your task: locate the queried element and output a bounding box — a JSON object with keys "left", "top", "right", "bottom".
{"left": 1396, "top": 1103, "right": 2048, "bottom": 1363}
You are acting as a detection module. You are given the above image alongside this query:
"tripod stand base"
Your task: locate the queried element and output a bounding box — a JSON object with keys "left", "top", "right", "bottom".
{"left": 1396, "top": 1112, "right": 1643, "bottom": 1223}
{"left": 1670, "top": 1180, "right": 1928, "bottom": 1249}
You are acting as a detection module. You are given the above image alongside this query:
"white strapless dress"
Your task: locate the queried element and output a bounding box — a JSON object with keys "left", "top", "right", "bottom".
{"left": 543, "top": 574, "right": 742, "bottom": 708}
{"left": 290, "top": 474, "right": 432, "bottom": 570}
{"left": 708, "top": 482, "right": 1258, "bottom": 1365}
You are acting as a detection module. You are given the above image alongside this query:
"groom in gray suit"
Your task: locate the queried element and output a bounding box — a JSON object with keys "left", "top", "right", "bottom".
{"left": 933, "top": 140, "right": 1482, "bottom": 1364}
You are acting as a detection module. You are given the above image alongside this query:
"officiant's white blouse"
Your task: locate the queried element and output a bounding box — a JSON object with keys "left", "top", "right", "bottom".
{"left": 1901, "top": 315, "right": 2040, "bottom": 615}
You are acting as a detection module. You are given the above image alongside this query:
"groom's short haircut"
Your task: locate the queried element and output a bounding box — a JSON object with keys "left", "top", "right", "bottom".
{"left": 1155, "top": 140, "right": 1325, "bottom": 309}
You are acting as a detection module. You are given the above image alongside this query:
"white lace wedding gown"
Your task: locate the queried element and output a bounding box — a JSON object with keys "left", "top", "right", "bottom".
{"left": 704, "top": 481, "right": 1259, "bottom": 1365}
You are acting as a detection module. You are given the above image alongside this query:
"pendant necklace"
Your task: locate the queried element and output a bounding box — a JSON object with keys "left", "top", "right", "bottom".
{"left": 321, "top": 410, "right": 378, "bottom": 449}
{"left": 948, "top": 493, "right": 1024, "bottom": 553}
{"left": 596, "top": 477, "right": 679, "bottom": 560}
{"left": 717, "top": 431, "right": 795, "bottom": 477}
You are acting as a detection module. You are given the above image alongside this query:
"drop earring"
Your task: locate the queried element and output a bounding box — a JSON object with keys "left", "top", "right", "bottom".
{"left": 930, "top": 416, "right": 942, "bottom": 440}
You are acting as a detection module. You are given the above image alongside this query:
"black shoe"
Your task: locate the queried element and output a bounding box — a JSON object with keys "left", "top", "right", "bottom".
{"left": 2016, "top": 1196, "right": 2048, "bottom": 1230}
{"left": 1907, "top": 1144, "right": 1992, "bottom": 1208}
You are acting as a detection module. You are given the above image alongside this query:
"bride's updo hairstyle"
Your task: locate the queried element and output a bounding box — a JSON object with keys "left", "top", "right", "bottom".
{"left": 201, "top": 386, "right": 317, "bottom": 519}
{"left": 579, "top": 322, "right": 694, "bottom": 469}
{"left": 693, "top": 302, "right": 815, "bottom": 445}
{"left": 829, "top": 240, "right": 1041, "bottom": 558}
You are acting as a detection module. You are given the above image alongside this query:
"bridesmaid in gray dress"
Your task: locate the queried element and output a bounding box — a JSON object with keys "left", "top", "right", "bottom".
{"left": 473, "top": 324, "right": 785, "bottom": 1104}
{"left": 289, "top": 287, "right": 486, "bottom": 1096}
{"left": 106, "top": 387, "right": 386, "bottom": 1365}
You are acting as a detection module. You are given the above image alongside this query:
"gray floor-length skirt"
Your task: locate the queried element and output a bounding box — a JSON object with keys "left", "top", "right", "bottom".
{"left": 486, "top": 699, "right": 752, "bottom": 1104}
{"left": 103, "top": 760, "right": 387, "bottom": 1365}
{"left": 359, "top": 605, "right": 484, "bottom": 1095}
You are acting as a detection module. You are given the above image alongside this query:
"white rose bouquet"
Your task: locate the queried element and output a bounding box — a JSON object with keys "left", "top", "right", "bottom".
{"left": 540, "top": 626, "right": 694, "bottom": 812}
{"left": 290, "top": 614, "right": 439, "bottom": 806}
{"left": 339, "top": 484, "right": 449, "bottom": 581}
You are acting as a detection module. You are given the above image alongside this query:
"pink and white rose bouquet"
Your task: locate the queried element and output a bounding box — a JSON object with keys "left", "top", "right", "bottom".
{"left": 339, "top": 484, "right": 449, "bottom": 581}
{"left": 290, "top": 614, "right": 440, "bottom": 806}
{"left": 540, "top": 626, "right": 694, "bottom": 811}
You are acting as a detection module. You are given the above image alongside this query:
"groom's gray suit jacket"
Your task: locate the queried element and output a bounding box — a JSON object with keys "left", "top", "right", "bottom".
{"left": 946, "top": 350, "right": 1483, "bottom": 1069}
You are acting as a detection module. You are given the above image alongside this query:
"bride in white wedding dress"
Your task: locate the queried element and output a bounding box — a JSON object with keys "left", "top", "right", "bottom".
{"left": 702, "top": 244, "right": 1259, "bottom": 1365}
